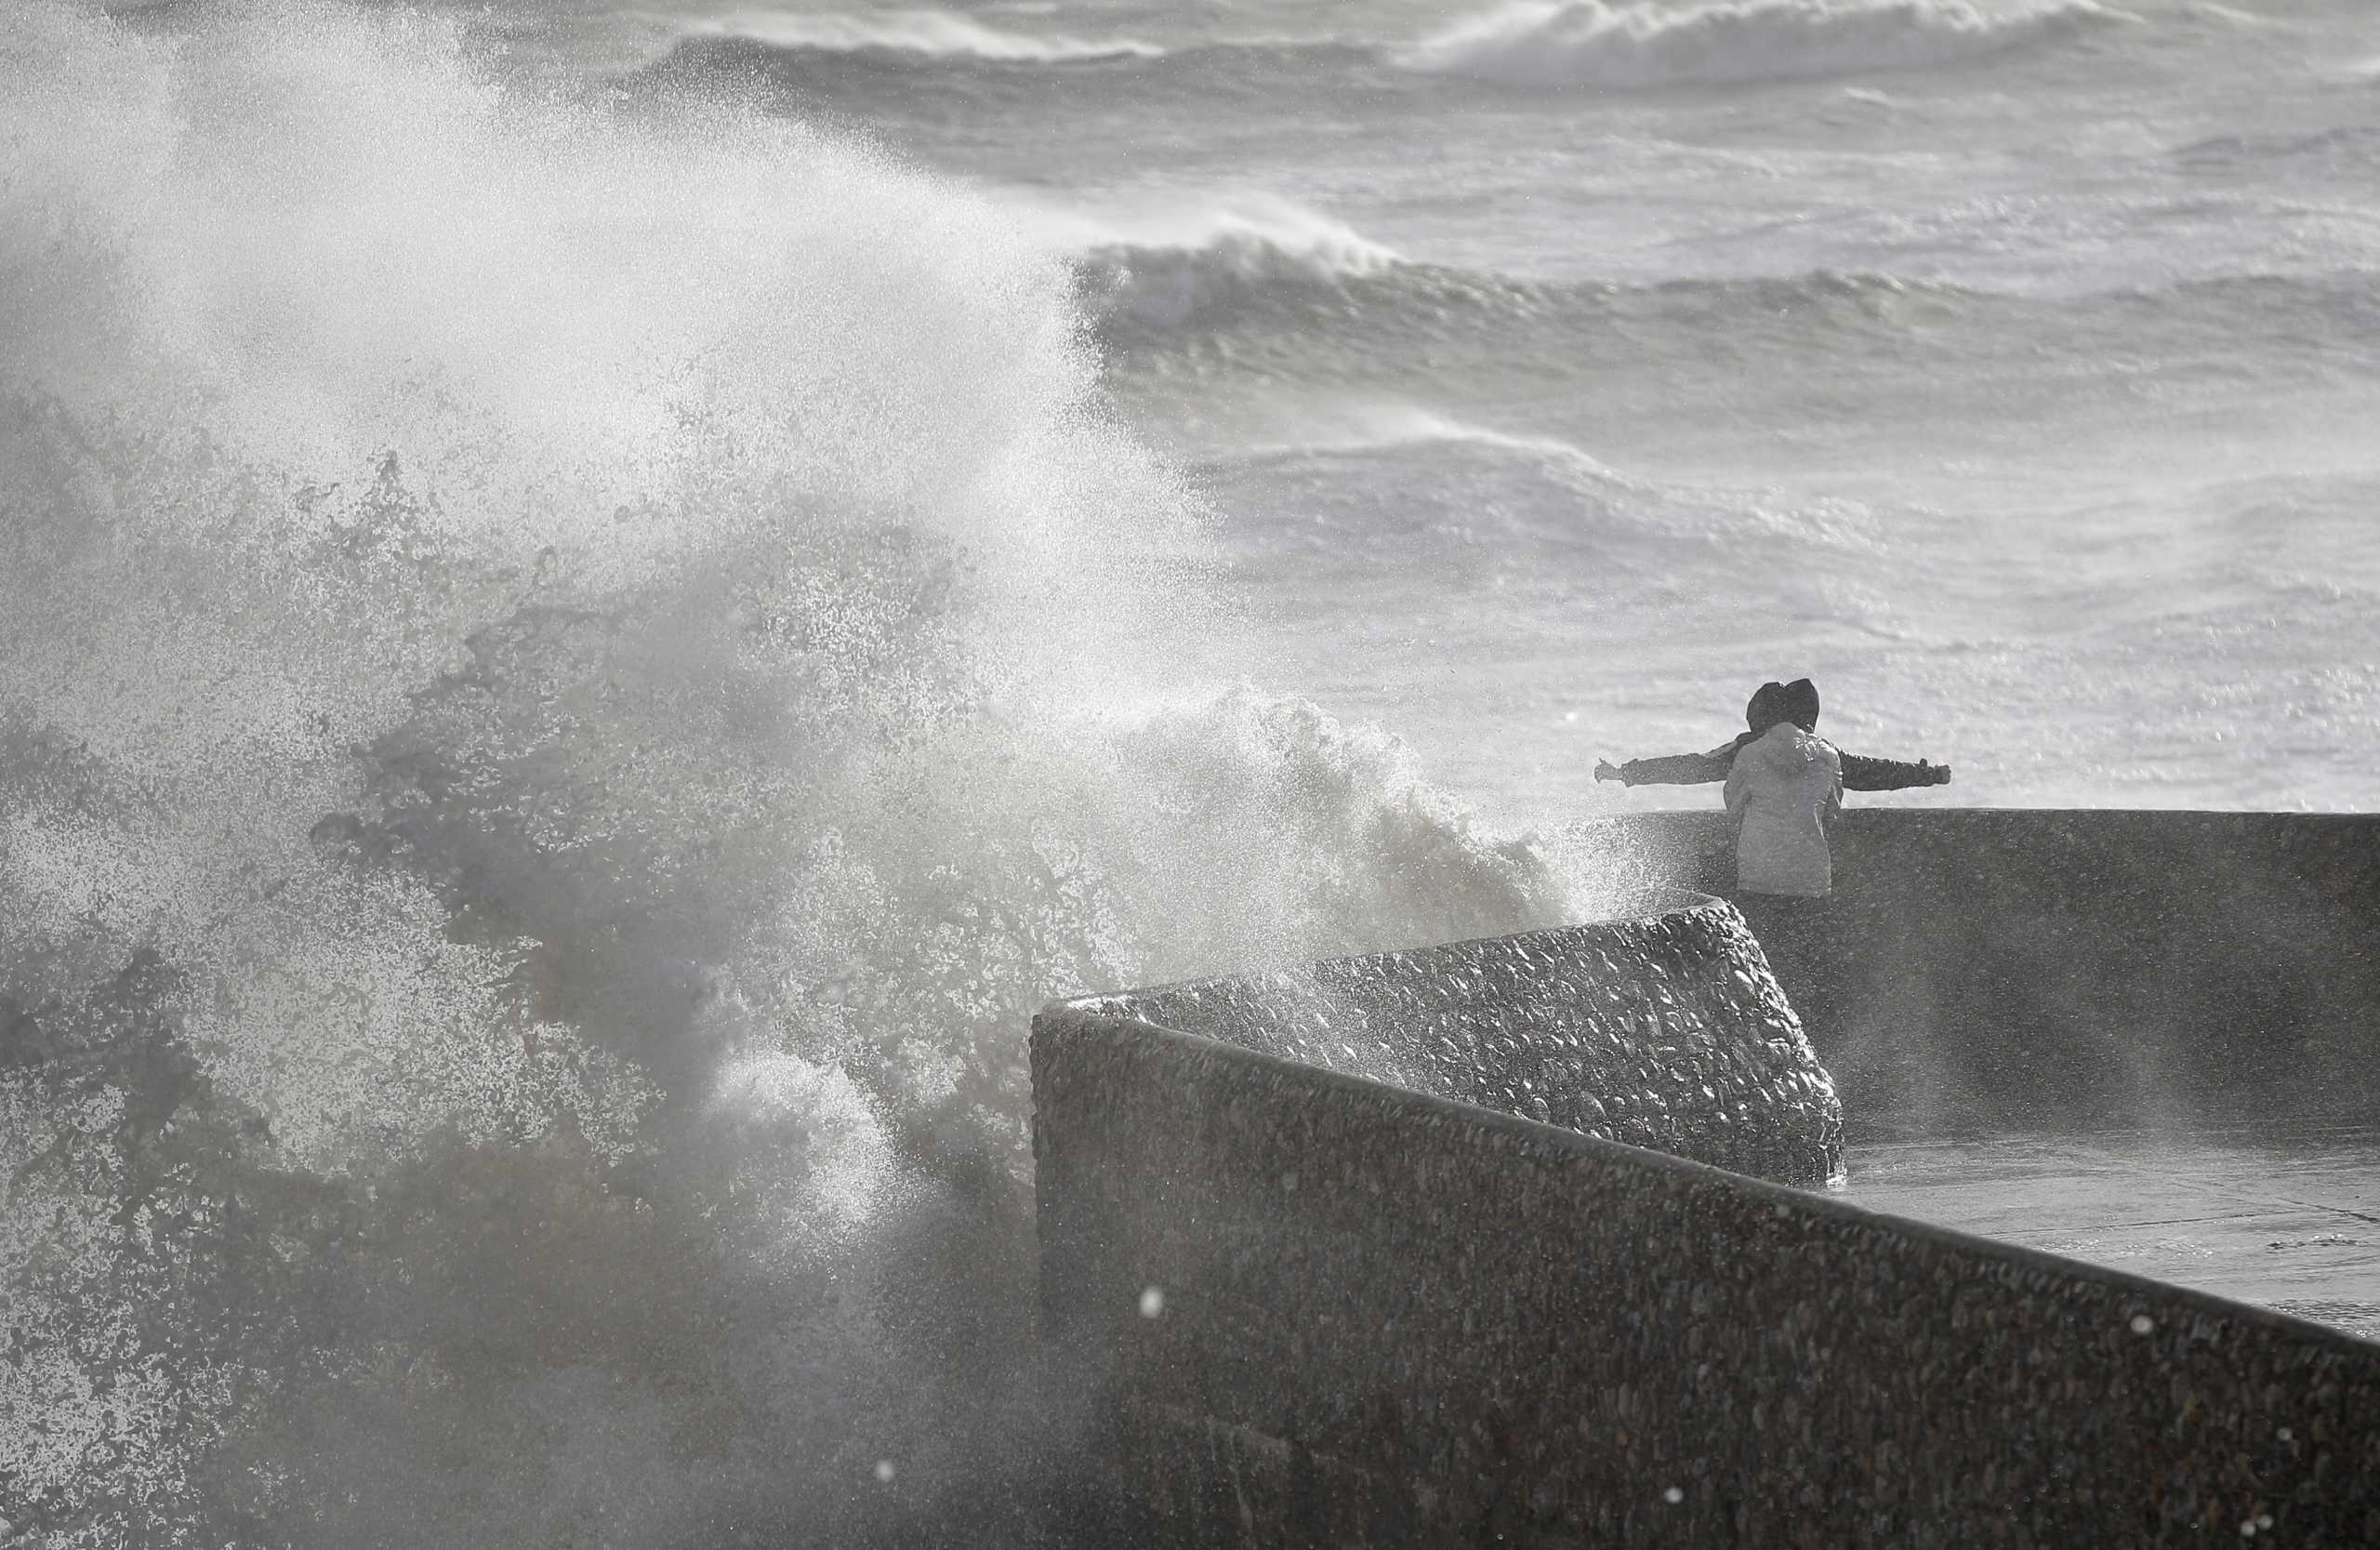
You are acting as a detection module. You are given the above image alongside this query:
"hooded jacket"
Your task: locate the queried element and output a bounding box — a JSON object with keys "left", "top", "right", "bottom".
{"left": 1724, "top": 722, "right": 1842, "bottom": 897}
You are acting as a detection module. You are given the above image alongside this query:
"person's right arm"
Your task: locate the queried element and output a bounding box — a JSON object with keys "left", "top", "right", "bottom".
{"left": 1595, "top": 743, "right": 1737, "bottom": 786}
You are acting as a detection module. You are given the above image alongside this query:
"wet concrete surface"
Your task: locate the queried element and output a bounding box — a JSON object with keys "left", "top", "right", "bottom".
{"left": 1843, "top": 1121, "right": 2380, "bottom": 1341}
{"left": 1037, "top": 1010, "right": 2380, "bottom": 1547}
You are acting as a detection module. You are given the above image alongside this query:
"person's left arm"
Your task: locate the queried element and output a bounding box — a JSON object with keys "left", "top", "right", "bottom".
{"left": 1839, "top": 751, "right": 1952, "bottom": 791}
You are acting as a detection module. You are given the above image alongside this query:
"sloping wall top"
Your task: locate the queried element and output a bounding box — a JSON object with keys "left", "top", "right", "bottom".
{"left": 1064, "top": 888, "right": 1839, "bottom": 1186}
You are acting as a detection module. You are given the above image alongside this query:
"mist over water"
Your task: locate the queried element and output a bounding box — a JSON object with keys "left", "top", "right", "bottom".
{"left": 0, "top": 3, "right": 1587, "bottom": 1542}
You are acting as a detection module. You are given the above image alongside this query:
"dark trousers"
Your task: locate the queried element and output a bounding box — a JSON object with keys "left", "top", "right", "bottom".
{"left": 1730, "top": 891, "right": 1832, "bottom": 1017}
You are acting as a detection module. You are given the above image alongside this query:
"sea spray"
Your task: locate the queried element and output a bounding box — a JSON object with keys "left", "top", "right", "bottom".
{"left": 0, "top": 2, "right": 1587, "bottom": 1543}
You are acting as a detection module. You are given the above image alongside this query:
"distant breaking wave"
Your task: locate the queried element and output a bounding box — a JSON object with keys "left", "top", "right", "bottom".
{"left": 678, "top": 7, "right": 1166, "bottom": 65}
{"left": 1077, "top": 223, "right": 2380, "bottom": 403}
{"left": 1062, "top": 200, "right": 1407, "bottom": 332}
{"left": 1194, "top": 407, "right": 1897, "bottom": 574}
{"left": 1397, "top": 0, "right": 2122, "bottom": 89}
{"left": 1076, "top": 220, "right": 1988, "bottom": 349}
{"left": 645, "top": 0, "right": 2122, "bottom": 96}
{"left": 1062, "top": 197, "right": 2380, "bottom": 352}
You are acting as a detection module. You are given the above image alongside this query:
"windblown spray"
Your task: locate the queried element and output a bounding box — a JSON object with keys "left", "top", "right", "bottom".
{"left": 0, "top": 4, "right": 1584, "bottom": 1543}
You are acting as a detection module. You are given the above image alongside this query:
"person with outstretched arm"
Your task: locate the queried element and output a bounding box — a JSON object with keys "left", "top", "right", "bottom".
{"left": 1593, "top": 680, "right": 1950, "bottom": 793}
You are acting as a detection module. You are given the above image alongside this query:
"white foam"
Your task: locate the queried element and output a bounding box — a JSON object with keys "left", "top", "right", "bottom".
{"left": 0, "top": 5, "right": 1588, "bottom": 1539}
{"left": 681, "top": 7, "right": 1164, "bottom": 64}
{"left": 1236, "top": 401, "right": 1630, "bottom": 472}
{"left": 1020, "top": 190, "right": 1404, "bottom": 327}
{"left": 1026, "top": 189, "right": 1403, "bottom": 276}
{"left": 705, "top": 1047, "right": 899, "bottom": 1244}
{"left": 1396, "top": 0, "right": 2120, "bottom": 90}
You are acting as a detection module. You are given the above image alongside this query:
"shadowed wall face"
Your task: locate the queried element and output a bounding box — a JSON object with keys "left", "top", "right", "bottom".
{"left": 1068, "top": 893, "right": 1841, "bottom": 1186}
{"left": 1575, "top": 810, "right": 2380, "bottom": 1135}
{"left": 1032, "top": 1014, "right": 2380, "bottom": 1549}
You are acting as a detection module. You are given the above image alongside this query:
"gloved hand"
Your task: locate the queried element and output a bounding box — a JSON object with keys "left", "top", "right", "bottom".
{"left": 1920, "top": 761, "right": 1952, "bottom": 786}
{"left": 1593, "top": 760, "right": 1623, "bottom": 784}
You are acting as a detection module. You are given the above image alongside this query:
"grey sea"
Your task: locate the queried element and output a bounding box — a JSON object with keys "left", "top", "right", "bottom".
{"left": 573, "top": 0, "right": 2380, "bottom": 826}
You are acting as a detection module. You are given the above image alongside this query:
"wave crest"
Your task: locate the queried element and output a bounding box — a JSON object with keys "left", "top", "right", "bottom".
{"left": 1079, "top": 223, "right": 1977, "bottom": 356}
{"left": 681, "top": 7, "right": 1165, "bottom": 65}
{"left": 1396, "top": 0, "right": 2119, "bottom": 89}
{"left": 1066, "top": 202, "right": 1405, "bottom": 330}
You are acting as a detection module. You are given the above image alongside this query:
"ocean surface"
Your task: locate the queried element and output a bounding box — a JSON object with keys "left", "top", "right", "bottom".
{"left": 4, "top": 0, "right": 2375, "bottom": 1543}
{"left": 588, "top": 0, "right": 2380, "bottom": 827}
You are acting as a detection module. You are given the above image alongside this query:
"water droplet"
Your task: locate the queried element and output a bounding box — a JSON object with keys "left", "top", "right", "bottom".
{"left": 2129, "top": 1314, "right": 2154, "bottom": 1335}
{"left": 1663, "top": 1486, "right": 1684, "bottom": 1504}
{"left": 1140, "top": 1285, "right": 1165, "bottom": 1318}
{"left": 874, "top": 1460, "right": 895, "bottom": 1484}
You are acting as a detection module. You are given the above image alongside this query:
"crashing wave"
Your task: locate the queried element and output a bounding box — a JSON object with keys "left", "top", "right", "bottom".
{"left": 0, "top": 3, "right": 1584, "bottom": 1542}
{"left": 1395, "top": 0, "right": 2121, "bottom": 89}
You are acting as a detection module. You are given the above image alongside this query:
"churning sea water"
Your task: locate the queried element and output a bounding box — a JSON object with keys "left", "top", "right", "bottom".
{"left": 599, "top": 0, "right": 2380, "bottom": 825}
{"left": 2, "top": 0, "right": 2373, "bottom": 1543}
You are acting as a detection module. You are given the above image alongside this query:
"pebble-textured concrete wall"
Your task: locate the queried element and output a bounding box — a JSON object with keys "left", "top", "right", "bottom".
{"left": 1066, "top": 890, "right": 1840, "bottom": 1186}
{"left": 1572, "top": 810, "right": 2380, "bottom": 1134}
{"left": 1032, "top": 1009, "right": 2380, "bottom": 1548}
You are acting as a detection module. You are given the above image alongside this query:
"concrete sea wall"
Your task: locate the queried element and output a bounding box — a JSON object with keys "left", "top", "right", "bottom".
{"left": 1031, "top": 826, "right": 2380, "bottom": 1544}
{"left": 1034, "top": 1007, "right": 2380, "bottom": 1547}
{"left": 1572, "top": 809, "right": 2380, "bottom": 1133}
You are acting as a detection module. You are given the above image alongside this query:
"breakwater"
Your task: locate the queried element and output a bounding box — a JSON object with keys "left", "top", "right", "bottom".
{"left": 1032, "top": 839, "right": 2380, "bottom": 1544}
{"left": 1572, "top": 809, "right": 2380, "bottom": 1133}
{"left": 1061, "top": 891, "right": 1840, "bottom": 1186}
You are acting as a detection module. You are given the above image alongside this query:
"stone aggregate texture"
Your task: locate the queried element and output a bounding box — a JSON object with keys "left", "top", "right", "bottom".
{"left": 1067, "top": 891, "right": 1843, "bottom": 1188}
{"left": 1032, "top": 1009, "right": 2380, "bottom": 1548}
{"left": 1569, "top": 809, "right": 2380, "bottom": 1136}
